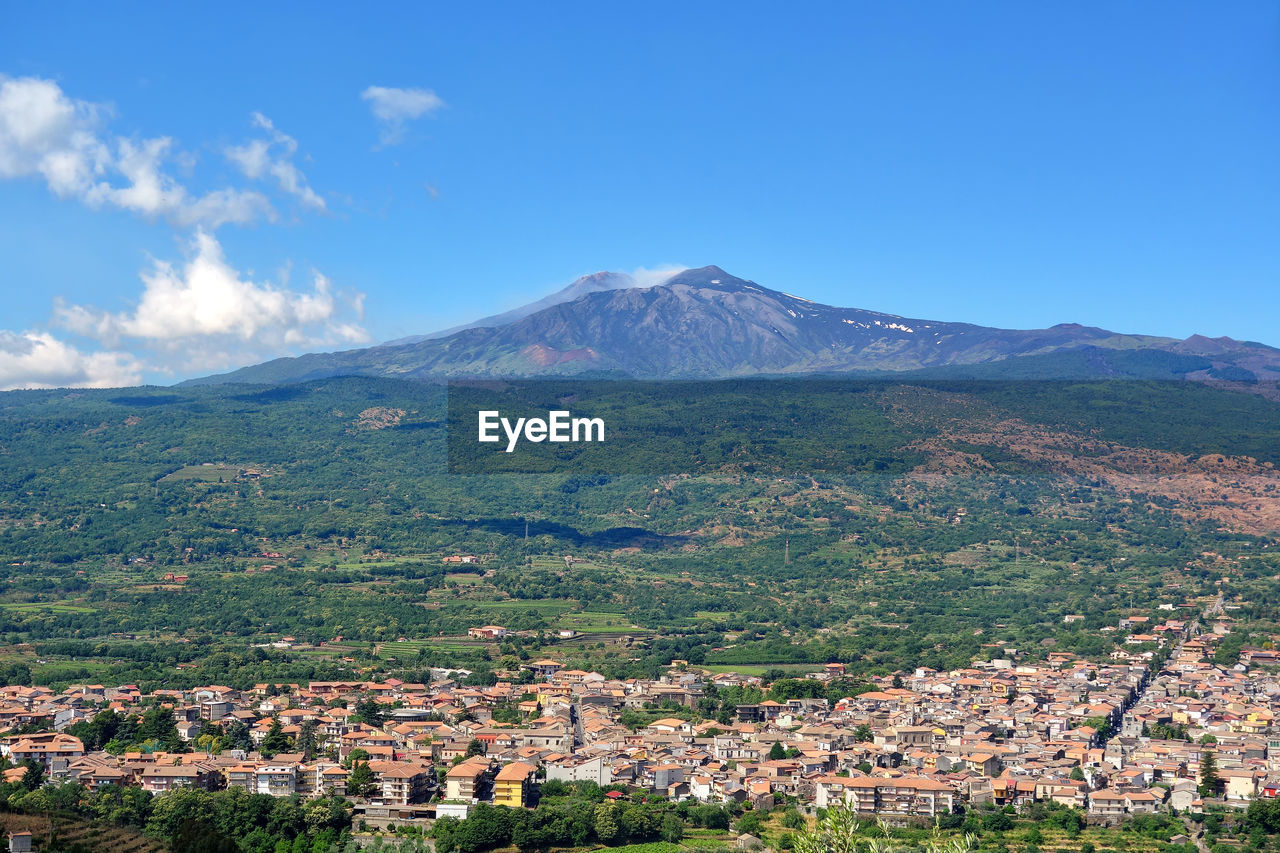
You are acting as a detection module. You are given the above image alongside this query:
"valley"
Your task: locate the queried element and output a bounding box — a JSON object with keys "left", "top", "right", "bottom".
{"left": 1, "top": 377, "right": 1277, "bottom": 688}
{"left": 1, "top": 375, "right": 1279, "bottom": 853}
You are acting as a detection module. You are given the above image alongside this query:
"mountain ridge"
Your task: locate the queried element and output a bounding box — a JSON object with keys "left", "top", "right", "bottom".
{"left": 185, "top": 265, "right": 1280, "bottom": 385}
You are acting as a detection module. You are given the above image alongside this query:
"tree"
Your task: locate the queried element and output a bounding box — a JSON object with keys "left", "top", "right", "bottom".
{"left": 593, "top": 803, "right": 619, "bottom": 844}
{"left": 853, "top": 724, "right": 873, "bottom": 743}
{"left": 12, "top": 788, "right": 53, "bottom": 814}
{"left": 691, "top": 803, "right": 730, "bottom": 830}
{"left": 540, "top": 779, "right": 570, "bottom": 798}
{"left": 304, "top": 796, "right": 351, "bottom": 836}
{"left": 354, "top": 697, "right": 384, "bottom": 728}
{"left": 795, "top": 802, "right": 976, "bottom": 853}
{"left": 67, "top": 709, "right": 121, "bottom": 751}
{"left": 434, "top": 815, "right": 462, "bottom": 853}
{"left": 1082, "top": 715, "right": 1112, "bottom": 741}
{"left": 736, "top": 812, "right": 765, "bottom": 836}
{"left": 1069, "top": 767, "right": 1086, "bottom": 782}
{"left": 0, "top": 662, "right": 32, "bottom": 687}
{"left": 20, "top": 760, "right": 43, "bottom": 791}
{"left": 465, "top": 738, "right": 487, "bottom": 757}
{"left": 1246, "top": 796, "right": 1280, "bottom": 834}
{"left": 147, "top": 787, "right": 217, "bottom": 838}
{"left": 222, "top": 719, "right": 253, "bottom": 752}
{"left": 1199, "top": 749, "right": 1221, "bottom": 798}
{"left": 260, "top": 719, "right": 292, "bottom": 758}
{"left": 173, "top": 819, "right": 239, "bottom": 853}
{"left": 792, "top": 800, "right": 859, "bottom": 853}
{"left": 90, "top": 782, "right": 153, "bottom": 828}
{"left": 1047, "top": 807, "right": 1085, "bottom": 837}
{"left": 661, "top": 814, "right": 685, "bottom": 844}
{"left": 347, "top": 761, "right": 378, "bottom": 797}
{"left": 511, "top": 812, "right": 544, "bottom": 852}
{"left": 296, "top": 720, "right": 318, "bottom": 761}
{"left": 768, "top": 742, "right": 787, "bottom": 761}
{"left": 266, "top": 796, "right": 305, "bottom": 837}
{"left": 619, "top": 803, "right": 660, "bottom": 841}
{"left": 139, "top": 705, "right": 184, "bottom": 752}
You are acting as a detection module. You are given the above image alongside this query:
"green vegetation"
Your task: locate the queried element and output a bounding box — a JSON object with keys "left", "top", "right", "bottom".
{"left": 0, "top": 777, "right": 352, "bottom": 853}
{"left": 0, "top": 377, "right": 1275, "bottom": 689}
{"left": 432, "top": 784, "right": 738, "bottom": 853}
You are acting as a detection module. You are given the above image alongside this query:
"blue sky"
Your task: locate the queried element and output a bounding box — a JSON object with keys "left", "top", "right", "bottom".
{"left": 1, "top": 2, "right": 1276, "bottom": 387}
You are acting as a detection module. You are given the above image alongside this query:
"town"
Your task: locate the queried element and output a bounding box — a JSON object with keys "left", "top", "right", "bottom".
{"left": 1, "top": 600, "right": 1276, "bottom": 850}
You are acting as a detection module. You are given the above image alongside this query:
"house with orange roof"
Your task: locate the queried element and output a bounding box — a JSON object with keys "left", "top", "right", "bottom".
{"left": 529, "top": 660, "right": 564, "bottom": 680}
{"left": 0, "top": 732, "right": 84, "bottom": 769}
{"left": 139, "top": 763, "right": 218, "bottom": 793}
{"left": 445, "top": 757, "right": 491, "bottom": 801}
{"left": 647, "top": 718, "right": 692, "bottom": 735}
{"left": 494, "top": 761, "right": 537, "bottom": 808}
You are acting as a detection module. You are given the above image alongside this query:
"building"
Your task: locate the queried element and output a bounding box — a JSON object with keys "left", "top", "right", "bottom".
{"left": 545, "top": 754, "right": 610, "bottom": 786}
{"left": 445, "top": 757, "right": 490, "bottom": 802}
{"left": 832, "top": 776, "right": 957, "bottom": 818}
{"left": 138, "top": 764, "right": 217, "bottom": 793}
{"left": 375, "top": 762, "right": 434, "bottom": 805}
{"left": 255, "top": 765, "right": 299, "bottom": 797}
{"left": 201, "top": 700, "right": 234, "bottom": 722}
{"left": 494, "top": 761, "right": 537, "bottom": 808}
{"left": 225, "top": 763, "right": 258, "bottom": 792}
{"left": 529, "top": 660, "right": 564, "bottom": 680}
{"left": 0, "top": 733, "right": 84, "bottom": 769}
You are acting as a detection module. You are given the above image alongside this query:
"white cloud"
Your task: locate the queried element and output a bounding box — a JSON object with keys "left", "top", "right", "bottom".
{"left": 631, "top": 264, "right": 687, "bottom": 289}
{"left": 173, "top": 186, "right": 274, "bottom": 229}
{"left": 0, "top": 78, "right": 364, "bottom": 387}
{"left": 0, "top": 330, "right": 142, "bottom": 391}
{"left": 0, "top": 75, "right": 276, "bottom": 227}
{"left": 85, "top": 136, "right": 274, "bottom": 228}
{"left": 0, "top": 76, "right": 109, "bottom": 192}
{"left": 224, "top": 138, "right": 270, "bottom": 179}
{"left": 225, "top": 112, "right": 325, "bottom": 211}
{"left": 56, "top": 230, "right": 369, "bottom": 372}
{"left": 361, "top": 85, "right": 444, "bottom": 145}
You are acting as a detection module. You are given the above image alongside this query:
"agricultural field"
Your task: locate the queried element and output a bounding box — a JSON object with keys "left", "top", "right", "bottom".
{"left": 555, "top": 611, "right": 639, "bottom": 633}
{"left": 159, "top": 463, "right": 245, "bottom": 483}
{"left": 0, "top": 810, "right": 167, "bottom": 853}
{"left": 0, "top": 600, "right": 96, "bottom": 613}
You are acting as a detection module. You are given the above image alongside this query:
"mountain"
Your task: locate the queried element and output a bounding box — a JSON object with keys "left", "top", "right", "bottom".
{"left": 382, "top": 270, "right": 635, "bottom": 345}
{"left": 188, "top": 265, "right": 1280, "bottom": 385}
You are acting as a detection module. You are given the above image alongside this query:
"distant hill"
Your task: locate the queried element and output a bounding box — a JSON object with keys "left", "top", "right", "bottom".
{"left": 187, "top": 265, "right": 1280, "bottom": 385}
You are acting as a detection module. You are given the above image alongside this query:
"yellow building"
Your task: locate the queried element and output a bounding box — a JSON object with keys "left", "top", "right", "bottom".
{"left": 493, "top": 761, "right": 537, "bottom": 808}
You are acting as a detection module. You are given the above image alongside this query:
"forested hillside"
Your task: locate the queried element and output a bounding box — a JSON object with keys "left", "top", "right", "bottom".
{"left": 0, "top": 377, "right": 1277, "bottom": 690}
